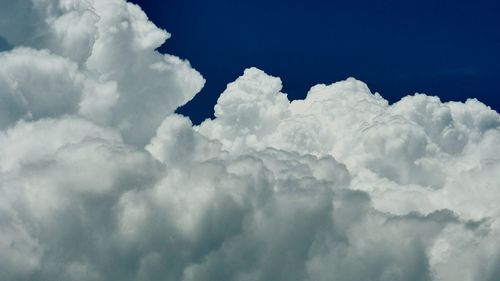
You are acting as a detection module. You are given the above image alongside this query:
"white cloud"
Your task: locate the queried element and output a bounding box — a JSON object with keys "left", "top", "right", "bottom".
{"left": 199, "top": 71, "right": 500, "bottom": 220}
{"left": 0, "top": 0, "right": 205, "bottom": 145}
{"left": 0, "top": 0, "right": 499, "bottom": 280}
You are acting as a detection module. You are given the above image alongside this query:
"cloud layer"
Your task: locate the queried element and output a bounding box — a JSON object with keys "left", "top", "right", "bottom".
{"left": 0, "top": 1, "right": 499, "bottom": 281}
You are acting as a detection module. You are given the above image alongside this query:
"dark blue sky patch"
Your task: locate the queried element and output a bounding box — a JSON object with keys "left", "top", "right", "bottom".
{"left": 0, "top": 36, "right": 12, "bottom": 52}
{"left": 130, "top": 0, "right": 500, "bottom": 124}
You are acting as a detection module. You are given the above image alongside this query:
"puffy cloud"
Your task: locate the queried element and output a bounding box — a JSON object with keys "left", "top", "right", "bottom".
{"left": 198, "top": 71, "right": 500, "bottom": 219}
{"left": 196, "top": 70, "right": 500, "bottom": 280}
{"left": 0, "top": 0, "right": 204, "bottom": 145}
{"left": 0, "top": 0, "right": 499, "bottom": 281}
{"left": 0, "top": 47, "right": 119, "bottom": 129}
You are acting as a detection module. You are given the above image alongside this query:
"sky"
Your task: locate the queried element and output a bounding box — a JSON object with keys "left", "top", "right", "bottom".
{"left": 0, "top": 1, "right": 499, "bottom": 280}
{"left": 130, "top": 0, "right": 500, "bottom": 124}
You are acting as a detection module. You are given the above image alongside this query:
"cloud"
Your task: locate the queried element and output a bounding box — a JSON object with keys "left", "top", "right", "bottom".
{"left": 198, "top": 71, "right": 500, "bottom": 220}
{"left": 0, "top": 0, "right": 204, "bottom": 145}
{"left": 0, "top": 0, "right": 499, "bottom": 280}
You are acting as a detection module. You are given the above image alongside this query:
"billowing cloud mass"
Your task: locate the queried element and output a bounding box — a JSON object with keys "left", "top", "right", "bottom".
{"left": 0, "top": 0, "right": 499, "bottom": 280}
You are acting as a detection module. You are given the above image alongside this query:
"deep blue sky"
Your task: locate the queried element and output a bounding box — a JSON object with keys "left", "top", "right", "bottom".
{"left": 131, "top": 0, "right": 500, "bottom": 124}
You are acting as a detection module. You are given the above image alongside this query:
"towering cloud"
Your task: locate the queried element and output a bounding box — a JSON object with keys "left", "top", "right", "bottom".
{"left": 0, "top": 0, "right": 204, "bottom": 145}
{"left": 0, "top": 0, "right": 499, "bottom": 281}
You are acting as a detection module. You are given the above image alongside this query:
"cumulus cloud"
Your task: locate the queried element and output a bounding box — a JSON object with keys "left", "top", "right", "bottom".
{"left": 0, "top": 0, "right": 204, "bottom": 145}
{"left": 0, "top": 0, "right": 499, "bottom": 281}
